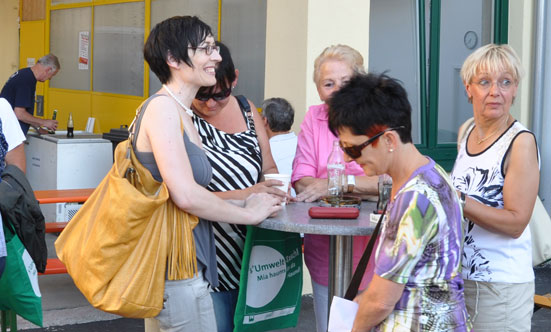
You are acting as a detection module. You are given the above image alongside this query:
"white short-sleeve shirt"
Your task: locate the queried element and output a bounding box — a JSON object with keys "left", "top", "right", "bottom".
{"left": 0, "top": 98, "right": 26, "bottom": 151}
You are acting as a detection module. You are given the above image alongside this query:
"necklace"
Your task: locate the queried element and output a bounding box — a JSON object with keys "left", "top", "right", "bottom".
{"left": 476, "top": 115, "right": 509, "bottom": 144}
{"left": 162, "top": 84, "right": 194, "bottom": 117}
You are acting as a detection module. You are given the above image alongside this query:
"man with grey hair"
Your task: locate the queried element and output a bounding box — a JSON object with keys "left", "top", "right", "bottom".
{"left": 262, "top": 97, "right": 297, "bottom": 194}
{"left": 0, "top": 54, "right": 60, "bottom": 135}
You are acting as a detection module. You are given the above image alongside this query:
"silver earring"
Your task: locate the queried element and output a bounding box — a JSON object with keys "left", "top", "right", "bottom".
{"left": 389, "top": 148, "right": 394, "bottom": 153}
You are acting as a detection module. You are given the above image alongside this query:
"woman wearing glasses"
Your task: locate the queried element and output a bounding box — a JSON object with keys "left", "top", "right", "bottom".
{"left": 140, "top": 17, "right": 282, "bottom": 331}
{"left": 329, "top": 73, "right": 471, "bottom": 331}
{"left": 191, "top": 41, "right": 287, "bottom": 332}
{"left": 291, "top": 44, "right": 379, "bottom": 332}
{"left": 451, "top": 44, "right": 539, "bottom": 331}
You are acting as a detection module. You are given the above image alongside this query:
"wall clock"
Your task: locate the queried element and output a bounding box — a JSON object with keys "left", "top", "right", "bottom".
{"left": 464, "top": 31, "right": 478, "bottom": 50}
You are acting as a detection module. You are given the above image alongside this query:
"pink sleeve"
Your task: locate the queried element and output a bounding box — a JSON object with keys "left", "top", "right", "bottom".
{"left": 292, "top": 108, "right": 318, "bottom": 184}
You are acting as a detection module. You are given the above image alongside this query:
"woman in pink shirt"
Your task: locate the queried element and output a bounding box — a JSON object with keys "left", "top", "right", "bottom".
{"left": 292, "top": 45, "right": 379, "bottom": 332}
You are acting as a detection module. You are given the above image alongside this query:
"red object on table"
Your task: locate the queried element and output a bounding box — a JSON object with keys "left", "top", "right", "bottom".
{"left": 308, "top": 207, "right": 360, "bottom": 219}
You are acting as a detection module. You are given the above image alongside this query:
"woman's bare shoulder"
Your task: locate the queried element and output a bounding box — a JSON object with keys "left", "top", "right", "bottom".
{"left": 141, "top": 95, "right": 181, "bottom": 123}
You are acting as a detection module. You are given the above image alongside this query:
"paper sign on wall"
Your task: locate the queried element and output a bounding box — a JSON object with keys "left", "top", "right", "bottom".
{"left": 79, "top": 31, "right": 90, "bottom": 70}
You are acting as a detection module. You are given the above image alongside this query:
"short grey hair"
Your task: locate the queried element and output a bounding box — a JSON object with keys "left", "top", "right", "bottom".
{"left": 37, "top": 54, "right": 60, "bottom": 71}
{"left": 460, "top": 44, "right": 523, "bottom": 84}
{"left": 262, "top": 97, "right": 295, "bottom": 132}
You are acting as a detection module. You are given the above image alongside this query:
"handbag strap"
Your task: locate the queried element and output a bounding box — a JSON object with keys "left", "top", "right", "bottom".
{"left": 344, "top": 203, "right": 388, "bottom": 300}
{"left": 131, "top": 94, "right": 164, "bottom": 147}
{"left": 457, "top": 117, "right": 475, "bottom": 151}
{"left": 235, "top": 95, "right": 255, "bottom": 132}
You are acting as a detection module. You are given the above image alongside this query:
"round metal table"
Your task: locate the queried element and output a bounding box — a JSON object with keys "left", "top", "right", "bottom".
{"left": 258, "top": 201, "right": 377, "bottom": 321}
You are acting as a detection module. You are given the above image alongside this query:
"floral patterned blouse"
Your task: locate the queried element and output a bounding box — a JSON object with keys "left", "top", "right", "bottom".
{"left": 374, "top": 158, "right": 472, "bottom": 332}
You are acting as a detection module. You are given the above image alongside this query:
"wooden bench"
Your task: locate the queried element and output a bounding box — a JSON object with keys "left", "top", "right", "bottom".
{"left": 40, "top": 223, "right": 69, "bottom": 275}
{"left": 45, "top": 222, "right": 68, "bottom": 234}
{"left": 36, "top": 189, "right": 93, "bottom": 276}
{"left": 34, "top": 188, "right": 94, "bottom": 205}
{"left": 535, "top": 293, "right": 551, "bottom": 312}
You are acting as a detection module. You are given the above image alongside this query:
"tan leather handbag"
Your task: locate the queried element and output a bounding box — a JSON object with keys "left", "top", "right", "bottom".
{"left": 55, "top": 98, "right": 198, "bottom": 318}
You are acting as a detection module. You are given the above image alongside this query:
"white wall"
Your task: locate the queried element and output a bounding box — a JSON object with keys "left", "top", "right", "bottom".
{"left": 368, "top": 0, "right": 421, "bottom": 142}
{"left": 265, "top": 0, "right": 370, "bottom": 134}
{"left": 508, "top": 0, "right": 535, "bottom": 128}
{"left": 221, "top": 0, "right": 267, "bottom": 107}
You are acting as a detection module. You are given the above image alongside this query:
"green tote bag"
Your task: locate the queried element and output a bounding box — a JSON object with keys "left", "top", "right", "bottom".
{"left": 233, "top": 226, "right": 302, "bottom": 332}
{"left": 0, "top": 222, "right": 43, "bottom": 327}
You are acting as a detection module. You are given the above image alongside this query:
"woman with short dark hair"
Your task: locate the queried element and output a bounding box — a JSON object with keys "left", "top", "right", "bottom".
{"left": 328, "top": 73, "right": 471, "bottom": 331}
{"left": 140, "top": 16, "right": 281, "bottom": 331}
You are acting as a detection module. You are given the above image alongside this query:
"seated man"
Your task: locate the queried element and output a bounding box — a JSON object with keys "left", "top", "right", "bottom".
{"left": 262, "top": 97, "right": 297, "bottom": 195}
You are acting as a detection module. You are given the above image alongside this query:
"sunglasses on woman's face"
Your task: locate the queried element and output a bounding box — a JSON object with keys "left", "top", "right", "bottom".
{"left": 340, "top": 126, "right": 405, "bottom": 159}
{"left": 195, "top": 87, "right": 232, "bottom": 102}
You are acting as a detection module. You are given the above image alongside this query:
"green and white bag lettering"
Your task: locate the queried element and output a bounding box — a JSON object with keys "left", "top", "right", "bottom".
{"left": 0, "top": 220, "right": 43, "bottom": 327}
{"left": 233, "top": 226, "right": 302, "bottom": 332}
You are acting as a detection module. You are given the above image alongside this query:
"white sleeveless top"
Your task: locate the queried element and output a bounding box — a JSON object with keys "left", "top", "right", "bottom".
{"left": 451, "top": 120, "right": 536, "bottom": 283}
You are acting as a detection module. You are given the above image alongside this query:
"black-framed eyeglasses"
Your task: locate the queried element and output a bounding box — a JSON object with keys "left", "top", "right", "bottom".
{"left": 189, "top": 44, "right": 220, "bottom": 56}
{"left": 195, "top": 87, "right": 232, "bottom": 102}
{"left": 340, "top": 126, "right": 405, "bottom": 159}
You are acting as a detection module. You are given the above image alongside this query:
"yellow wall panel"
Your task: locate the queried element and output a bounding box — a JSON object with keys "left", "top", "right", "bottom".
{"left": 48, "top": 88, "right": 92, "bottom": 131}
{"left": 91, "top": 94, "right": 144, "bottom": 134}
{"left": 0, "top": 0, "right": 20, "bottom": 84}
{"left": 20, "top": 20, "right": 46, "bottom": 117}
{"left": 19, "top": 21, "right": 45, "bottom": 70}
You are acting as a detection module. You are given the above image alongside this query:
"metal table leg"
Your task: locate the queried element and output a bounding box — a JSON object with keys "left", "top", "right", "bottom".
{"left": 328, "top": 235, "right": 354, "bottom": 324}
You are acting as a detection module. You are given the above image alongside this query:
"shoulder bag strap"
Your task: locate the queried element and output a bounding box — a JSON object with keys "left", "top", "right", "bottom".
{"left": 457, "top": 117, "right": 475, "bottom": 151}
{"left": 235, "top": 95, "right": 255, "bottom": 132}
{"left": 344, "top": 203, "right": 388, "bottom": 300}
{"left": 131, "top": 94, "right": 165, "bottom": 147}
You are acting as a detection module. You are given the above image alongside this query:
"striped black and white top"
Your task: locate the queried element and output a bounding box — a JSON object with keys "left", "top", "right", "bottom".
{"left": 192, "top": 95, "right": 262, "bottom": 292}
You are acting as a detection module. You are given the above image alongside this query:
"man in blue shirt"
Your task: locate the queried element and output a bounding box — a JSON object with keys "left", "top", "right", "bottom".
{"left": 0, "top": 54, "right": 60, "bottom": 135}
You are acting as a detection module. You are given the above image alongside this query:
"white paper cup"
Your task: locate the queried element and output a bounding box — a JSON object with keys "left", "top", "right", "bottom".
{"left": 264, "top": 173, "right": 291, "bottom": 205}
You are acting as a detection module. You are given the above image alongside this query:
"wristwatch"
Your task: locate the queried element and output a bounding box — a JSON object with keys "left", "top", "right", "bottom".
{"left": 459, "top": 192, "right": 467, "bottom": 210}
{"left": 346, "top": 175, "right": 355, "bottom": 193}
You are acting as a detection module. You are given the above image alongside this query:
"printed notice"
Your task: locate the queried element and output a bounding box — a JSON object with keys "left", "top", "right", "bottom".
{"left": 79, "top": 31, "right": 90, "bottom": 70}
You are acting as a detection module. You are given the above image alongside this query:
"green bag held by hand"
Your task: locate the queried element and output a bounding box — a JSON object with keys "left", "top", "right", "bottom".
{"left": 233, "top": 226, "right": 302, "bottom": 332}
{"left": 0, "top": 222, "right": 43, "bottom": 327}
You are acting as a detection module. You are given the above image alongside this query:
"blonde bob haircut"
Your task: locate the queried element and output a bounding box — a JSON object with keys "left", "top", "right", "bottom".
{"left": 313, "top": 44, "right": 366, "bottom": 85}
{"left": 460, "top": 43, "right": 523, "bottom": 85}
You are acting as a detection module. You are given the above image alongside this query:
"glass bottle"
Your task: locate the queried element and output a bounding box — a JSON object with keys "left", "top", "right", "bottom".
{"left": 327, "top": 140, "right": 345, "bottom": 197}
{"left": 48, "top": 109, "right": 58, "bottom": 134}
{"left": 67, "top": 112, "right": 74, "bottom": 138}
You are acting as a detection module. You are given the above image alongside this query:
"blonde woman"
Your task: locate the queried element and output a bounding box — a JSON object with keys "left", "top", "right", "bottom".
{"left": 291, "top": 45, "right": 378, "bottom": 332}
{"left": 451, "top": 44, "right": 539, "bottom": 331}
